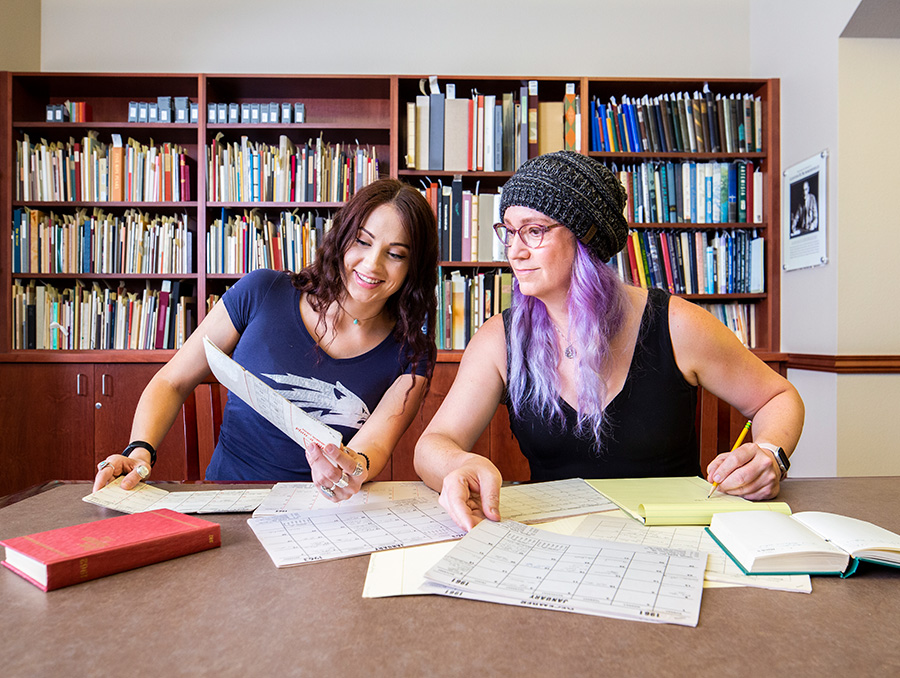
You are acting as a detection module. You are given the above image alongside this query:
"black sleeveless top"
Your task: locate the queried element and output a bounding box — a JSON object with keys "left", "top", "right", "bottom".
{"left": 503, "top": 289, "right": 700, "bottom": 481}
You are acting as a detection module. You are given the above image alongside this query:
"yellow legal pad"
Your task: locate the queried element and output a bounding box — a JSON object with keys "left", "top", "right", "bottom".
{"left": 586, "top": 477, "right": 792, "bottom": 526}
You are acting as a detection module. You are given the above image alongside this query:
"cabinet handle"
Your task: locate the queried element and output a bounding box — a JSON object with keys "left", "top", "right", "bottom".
{"left": 101, "top": 373, "right": 110, "bottom": 396}
{"left": 76, "top": 373, "right": 85, "bottom": 395}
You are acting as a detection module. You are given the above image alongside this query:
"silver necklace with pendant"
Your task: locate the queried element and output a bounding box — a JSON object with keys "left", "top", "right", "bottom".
{"left": 552, "top": 322, "right": 576, "bottom": 359}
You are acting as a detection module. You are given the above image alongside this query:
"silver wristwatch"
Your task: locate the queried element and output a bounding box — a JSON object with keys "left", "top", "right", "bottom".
{"left": 757, "top": 442, "right": 790, "bottom": 479}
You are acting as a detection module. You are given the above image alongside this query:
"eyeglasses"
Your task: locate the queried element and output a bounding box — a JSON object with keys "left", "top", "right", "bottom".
{"left": 493, "top": 222, "right": 562, "bottom": 249}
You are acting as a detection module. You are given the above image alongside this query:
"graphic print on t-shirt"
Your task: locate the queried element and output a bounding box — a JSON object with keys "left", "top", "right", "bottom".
{"left": 263, "top": 373, "right": 370, "bottom": 430}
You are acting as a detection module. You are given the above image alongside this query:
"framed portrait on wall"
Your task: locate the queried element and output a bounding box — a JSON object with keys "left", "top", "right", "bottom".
{"left": 782, "top": 151, "right": 828, "bottom": 271}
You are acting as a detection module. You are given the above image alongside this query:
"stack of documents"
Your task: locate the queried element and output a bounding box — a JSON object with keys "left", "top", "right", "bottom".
{"left": 83, "top": 478, "right": 271, "bottom": 514}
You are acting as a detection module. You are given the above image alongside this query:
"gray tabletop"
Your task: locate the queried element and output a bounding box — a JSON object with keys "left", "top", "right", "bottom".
{"left": 2, "top": 477, "right": 899, "bottom": 677}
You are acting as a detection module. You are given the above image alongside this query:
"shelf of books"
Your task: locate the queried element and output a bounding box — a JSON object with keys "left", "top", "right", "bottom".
{"left": 4, "top": 73, "right": 203, "bottom": 358}
{"left": 1, "top": 73, "right": 780, "bottom": 362}
{"left": 1, "top": 73, "right": 395, "bottom": 359}
{"left": 585, "top": 78, "right": 780, "bottom": 351}
{"left": 200, "top": 75, "right": 391, "bottom": 315}
{"left": 397, "top": 76, "right": 585, "bottom": 351}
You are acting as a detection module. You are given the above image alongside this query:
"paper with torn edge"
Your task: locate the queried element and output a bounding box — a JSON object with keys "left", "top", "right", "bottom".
{"left": 203, "top": 335, "right": 342, "bottom": 450}
{"left": 422, "top": 519, "right": 706, "bottom": 626}
{"left": 572, "top": 513, "right": 811, "bottom": 593}
{"left": 83, "top": 477, "right": 271, "bottom": 514}
{"left": 587, "top": 476, "right": 792, "bottom": 525}
{"left": 252, "top": 481, "right": 439, "bottom": 517}
{"left": 362, "top": 515, "right": 588, "bottom": 598}
{"left": 247, "top": 497, "right": 465, "bottom": 567}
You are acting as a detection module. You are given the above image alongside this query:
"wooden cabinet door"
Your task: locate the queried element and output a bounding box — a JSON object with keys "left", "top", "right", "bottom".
{"left": 93, "top": 363, "right": 193, "bottom": 482}
{"left": 0, "top": 363, "right": 94, "bottom": 497}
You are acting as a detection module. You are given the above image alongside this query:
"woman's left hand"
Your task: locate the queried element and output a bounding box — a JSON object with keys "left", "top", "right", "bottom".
{"left": 706, "top": 443, "right": 782, "bottom": 501}
{"left": 305, "top": 443, "right": 369, "bottom": 502}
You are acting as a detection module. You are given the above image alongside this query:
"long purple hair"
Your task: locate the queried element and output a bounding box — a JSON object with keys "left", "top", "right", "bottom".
{"left": 507, "top": 242, "right": 627, "bottom": 444}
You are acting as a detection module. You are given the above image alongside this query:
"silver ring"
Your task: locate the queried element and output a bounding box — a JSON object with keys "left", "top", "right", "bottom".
{"left": 320, "top": 485, "right": 335, "bottom": 498}
{"left": 334, "top": 472, "right": 349, "bottom": 489}
{"left": 351, "top": 461, "right": 364, "bottom": 477}
{"left": 97, "top": 460, "right": 114, "bottom": 472}
{"left": 135, "top": 464, "right": 150, "bottom": 480}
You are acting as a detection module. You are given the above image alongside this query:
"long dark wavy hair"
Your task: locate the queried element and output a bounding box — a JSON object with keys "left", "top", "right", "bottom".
{"left": 290, "top": 178, "right": 439, "bottom": 400}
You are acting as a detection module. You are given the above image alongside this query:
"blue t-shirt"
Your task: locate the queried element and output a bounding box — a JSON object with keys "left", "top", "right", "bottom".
{"left": 206, "top": 269, "right": 423, "bottom": 481}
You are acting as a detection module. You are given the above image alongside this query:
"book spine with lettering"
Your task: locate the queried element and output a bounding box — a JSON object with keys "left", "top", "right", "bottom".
{"left": 1, "top": 509, "right": 221, "bottom": 592}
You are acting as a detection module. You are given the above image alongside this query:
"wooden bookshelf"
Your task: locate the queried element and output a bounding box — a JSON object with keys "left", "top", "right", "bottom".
{"left": 0, "top": 72, "right": 783, "bottom": 497}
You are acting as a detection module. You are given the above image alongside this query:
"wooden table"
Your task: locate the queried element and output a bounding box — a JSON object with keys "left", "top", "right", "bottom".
{"left": 1, "top": 478, "right": 898, "bottom": 677}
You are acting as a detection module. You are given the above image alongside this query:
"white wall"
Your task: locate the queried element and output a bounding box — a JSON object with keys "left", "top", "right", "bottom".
{"left": 40, "top": 0, "right": 751, "bottom": 77}
{"left": 749, "top": 0, "right": 859, "bottom": 476}
{"left": 834, "top": 38, "right": 900, "bottom": 474}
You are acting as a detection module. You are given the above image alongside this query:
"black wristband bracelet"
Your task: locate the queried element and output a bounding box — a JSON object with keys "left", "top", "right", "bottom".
{"left": 357, "top": 451, "right": 370, "bottom": 471}
{"left": 123, "top": 440, "right": 157, "bottom": 468}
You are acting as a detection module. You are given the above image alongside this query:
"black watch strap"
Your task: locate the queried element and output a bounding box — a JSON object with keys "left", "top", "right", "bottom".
{"left": 123, "top": 440, "right": 157, "bottom": 467}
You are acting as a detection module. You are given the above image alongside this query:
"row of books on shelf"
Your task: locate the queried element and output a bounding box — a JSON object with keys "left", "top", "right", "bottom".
{"left": 207, "top": 101, "right": 306, "bottom": 125}
{"left": 11, "top": 208, "right": 193, "bottom": 275}
{"left": 434, "top": 265, "right": 758, "bottom": 350}
{"left": 421, "top": 178, "right": 504, "bottom": 263}
{"left": 16, "top": 133, "right": 191, "bottom": 203}
{"left": 46, "top": 101, "right": 92, "bottom": 123}
{"left": 406, "top": 81, "right": 579, "bottom": 173}
{"left": 438, "top": 269, "right": 513, "bottom": 350}
{"left": 590, "top": 88, "right": 763, "bottom": 154}
{"left": 610, "top": 229, "right": 765, "bottom": 296}
{"left": 128, "top": 97, "right": 196, "bottom": 124}
{"left": 10, "top": 280, "right": 194, "bottom": 351}
{"left": 207, "top": 134, "right": 378, "bottom": 203}
{"left": 617, "top": 160, "right": 763, "bottom": 225}
{"left": 697, "top": 302, "right": 757, "bottom": 348}
{"left": 207, "top": 209, "right": 332, "bottom": 275}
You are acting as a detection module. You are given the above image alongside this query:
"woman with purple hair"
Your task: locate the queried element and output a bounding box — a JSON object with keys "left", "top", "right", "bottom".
{"left": 415, "top": 151, "right": 804, "bottom": 531}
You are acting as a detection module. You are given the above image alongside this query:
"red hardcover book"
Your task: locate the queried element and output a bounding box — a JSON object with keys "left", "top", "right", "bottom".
{"left": 167, "top": 146, "right": 174, "bottom": 202}
{"left": 179, "top": 154, "right": 187, "bottom": 202}
{"left": 1, "top": 509, "right": 221, "bottom": 592}
{"left": 625, "top": 232, "right": 641, "bottom": 287}
{"left": 466, "top": 99, "right": 478, "bottom": 172}
{"left": 73, "top": 142, "right": 82, "bottom": 201}
{"left": 154, "top": 281, "right": 171, "bottom": 349}
{"left": 658, "top": 231, "right": 676, "bottom": 293}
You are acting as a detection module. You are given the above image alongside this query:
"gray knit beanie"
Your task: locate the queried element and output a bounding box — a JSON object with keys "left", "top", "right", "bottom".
{"left": 499, "top": 151, "right": 628, "bottom": 261}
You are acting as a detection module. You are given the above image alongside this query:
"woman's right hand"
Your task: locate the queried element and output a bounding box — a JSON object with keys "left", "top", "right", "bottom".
{"left": 92, "top": 452, "right": 153, "bottom": 492}
{"left": 438, "top": 456, "right": 503, "bottom": 532}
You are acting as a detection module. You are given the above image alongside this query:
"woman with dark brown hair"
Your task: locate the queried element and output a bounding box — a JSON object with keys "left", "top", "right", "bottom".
{"left": 94, "top": 178, "right": 439, "bottom": 501}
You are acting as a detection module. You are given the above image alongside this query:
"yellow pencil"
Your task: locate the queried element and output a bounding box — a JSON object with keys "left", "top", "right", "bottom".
{"left": 706, "top": 420, "right": 752, "bottom": 498}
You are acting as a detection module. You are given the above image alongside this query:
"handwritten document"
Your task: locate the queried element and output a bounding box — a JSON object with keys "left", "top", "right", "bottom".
{"left": 253, "top": 481, "right": 439, "bottom": 516}
{"left": 572, "top": 513, "right": 811, "bottom": 593}
{"left": 204, "top": 336, "right": 342, "bottom": 450}
{"left": 588, "top": 476, "right": 792, "bottom": 525}
{"left": 422, "top": 519, "right": 707, "bottom": 626}
{"left": 83, "top": 477, "right": 271, "bottom": 514}
{"left": 247, "top": 497, "right": 466, "bottom": 567}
